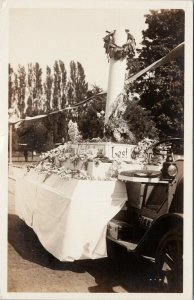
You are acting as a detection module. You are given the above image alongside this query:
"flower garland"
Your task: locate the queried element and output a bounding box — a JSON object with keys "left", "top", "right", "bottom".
{"left": 25, "top": 138, "right": 164, "bottom": 181}
{"left": 103, "top": 30, "right": 136, "bottom": 61}
{"left": 25, "top": 144, "right": 117, "bottom": 180}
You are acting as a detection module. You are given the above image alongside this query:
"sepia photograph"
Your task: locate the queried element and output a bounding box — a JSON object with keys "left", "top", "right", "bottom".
{"left": 1, "top": 0, "right": 193, "bottom": 299}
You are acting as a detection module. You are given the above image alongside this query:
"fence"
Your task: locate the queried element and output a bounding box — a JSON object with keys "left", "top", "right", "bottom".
{"left": 9, "top": 151, "right": 41, "bottom": 163}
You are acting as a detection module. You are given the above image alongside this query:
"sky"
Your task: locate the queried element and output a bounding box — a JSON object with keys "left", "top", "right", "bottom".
{"left": 9, "top": 8, "right": 149, "bottom": 90}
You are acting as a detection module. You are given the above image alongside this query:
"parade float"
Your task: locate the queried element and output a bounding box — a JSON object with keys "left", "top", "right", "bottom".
{"left": 12, "top": 29, "right": 164, "bottom": 262}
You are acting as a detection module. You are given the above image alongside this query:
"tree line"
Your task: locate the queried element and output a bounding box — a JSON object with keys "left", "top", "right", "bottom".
{"left": 9, "top": 60, "right": 102, "bottom": 152}
{"left": 9, "top": 60, "right": 89, "bottom": 118}
{"left": 9, "top": 9, "right": 184, "bottom": 154}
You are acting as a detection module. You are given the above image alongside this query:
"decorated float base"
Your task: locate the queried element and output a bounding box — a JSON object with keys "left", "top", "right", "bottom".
{"left": 14, "top": 140, "right": 162, "bottom": 261}
{"left": 38, "top": 141, "right": 161, "bottom": 179}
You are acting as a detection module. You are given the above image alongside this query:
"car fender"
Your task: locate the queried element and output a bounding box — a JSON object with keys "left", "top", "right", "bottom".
{"left": 169, "top": 176, "right": 184, "bottom": 213}
{"left": 135, "top": 213, "right": 183, "bottom": 257}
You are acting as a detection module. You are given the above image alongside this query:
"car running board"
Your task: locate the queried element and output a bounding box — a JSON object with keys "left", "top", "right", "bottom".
{"left": 107, "top": 235, "right": 138, "bottom": 251}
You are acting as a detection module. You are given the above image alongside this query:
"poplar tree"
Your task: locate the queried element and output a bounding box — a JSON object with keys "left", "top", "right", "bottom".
{"left": 69, "top": 61, "right": 88, "bottom": 104}
{"left": 44, "top": 66, "right": 53, "bottom": 112}
{"left": 17, "top": 65, "right": 26, "bottom": 118}
{"left": 33, "top": 63, "right": 43, "bottom": 114}
{"left": 75, "top": 62, "right": 88, "bottom": 102}
{"left": 8, "top": 64, "right": 15, "bottom": 108}
{"left": 52, "top": 61, "right": 61, "bottom": 110}
{"left": 25, "top": 63, "right": 33, "bottom": 116}
{"left": 59, "top": 60, "right": 67, "bottom": 108}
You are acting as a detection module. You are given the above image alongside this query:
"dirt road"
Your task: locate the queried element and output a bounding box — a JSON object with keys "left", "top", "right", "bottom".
{"left": 8, "top": 213, "right": 161, "bottom": 293}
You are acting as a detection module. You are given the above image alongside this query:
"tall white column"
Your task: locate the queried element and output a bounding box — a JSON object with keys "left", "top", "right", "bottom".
{"left": 104, "top": 29, "right": 127, "bottom": 124}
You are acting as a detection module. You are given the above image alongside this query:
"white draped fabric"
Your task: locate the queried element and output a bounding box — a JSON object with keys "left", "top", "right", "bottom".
{"left": 15, "top": 172, "right": 127, "bottom": 261}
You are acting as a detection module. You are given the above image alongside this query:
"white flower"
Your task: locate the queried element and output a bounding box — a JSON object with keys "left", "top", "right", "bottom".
{"left": 96, "top": 112, "right": 101, "bottom": 118}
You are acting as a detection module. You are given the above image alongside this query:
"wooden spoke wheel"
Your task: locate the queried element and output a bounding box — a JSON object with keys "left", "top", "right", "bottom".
{"left": 155, "top": 229, "right": 183, "bottom": 292}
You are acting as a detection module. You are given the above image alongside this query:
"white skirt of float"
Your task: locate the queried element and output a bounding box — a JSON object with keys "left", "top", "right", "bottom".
{"left": 105, "top": 29, "right": 127, "bottom": 124}
{"left": 15, "top": 174, "right": 127, "bottom": 261}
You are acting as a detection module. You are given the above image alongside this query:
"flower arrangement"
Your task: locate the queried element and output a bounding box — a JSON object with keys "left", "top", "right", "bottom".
{"left": 25, "top": 136, "right": 165, "bottom": 181}
{"left": 131, "top": 138, "right": 163, "bottom": 166}
{"left": 68, "top": 120, "right": 82, "bottom": 143}
{"left": 26, "top": 143, "right": 116, "bottom": 180}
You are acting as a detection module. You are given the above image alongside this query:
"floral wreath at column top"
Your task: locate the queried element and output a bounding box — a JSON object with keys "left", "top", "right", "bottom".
{"left": 103, "top": 29, "right": 136, "bottom": 61}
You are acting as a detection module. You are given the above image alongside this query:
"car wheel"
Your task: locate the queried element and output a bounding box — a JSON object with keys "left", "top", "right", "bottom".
{"left": 155, "top": 228, "right": 183, "bottom": 292}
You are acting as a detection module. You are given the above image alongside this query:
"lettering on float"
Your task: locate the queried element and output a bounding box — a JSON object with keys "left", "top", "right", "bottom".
{"left": 111, "top": 146, "right": 128, "bottom": 159}
{"left": 77, "top": 144, "right": 105, "bottom": 156}
{"left": 75, "top": 143, "right": 133, "bottom": 161}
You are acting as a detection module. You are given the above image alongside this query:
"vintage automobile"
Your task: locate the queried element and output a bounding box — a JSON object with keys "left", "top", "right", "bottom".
{"left": 107, "top": 138, "right": 183, "bottom": 292}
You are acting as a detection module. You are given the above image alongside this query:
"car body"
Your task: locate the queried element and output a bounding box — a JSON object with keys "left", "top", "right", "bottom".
{"left": 106, "top": 138, "right": 183, "bottom": 292}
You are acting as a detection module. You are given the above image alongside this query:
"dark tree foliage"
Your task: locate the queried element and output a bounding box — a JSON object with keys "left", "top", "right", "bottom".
{"left": 124, "top": 101, "right": 158, "bottom": 142}
{"left": 16, "top": 119, "right": 48, "bottom": 152}
{"left": 78, "top": 85, "right": 106, "bottom": 139}
{"left": 140, "top": 10, "right": 184, "bottom": 64}
{"left": 134, "top": 9, "right": 184, "bottom": 139}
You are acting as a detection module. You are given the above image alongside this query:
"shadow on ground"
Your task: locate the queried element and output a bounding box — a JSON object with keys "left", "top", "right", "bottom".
{"left": 8, "top": 213, "right": 171, "bottom": 293}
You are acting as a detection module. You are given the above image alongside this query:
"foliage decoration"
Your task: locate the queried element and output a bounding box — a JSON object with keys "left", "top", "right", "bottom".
{"left": 103, "top": 30, "right": 136, "bottom": 61}
{"left": 105, "top": 92, "right": 158, "bottom": 143}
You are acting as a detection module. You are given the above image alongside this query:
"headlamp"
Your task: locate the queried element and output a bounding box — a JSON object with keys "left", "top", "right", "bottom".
{"left": 167, "top": 164, "right": 178, "bottom": 178}
{"left": 161, "top": 153, "right": 178, "bottom": 179}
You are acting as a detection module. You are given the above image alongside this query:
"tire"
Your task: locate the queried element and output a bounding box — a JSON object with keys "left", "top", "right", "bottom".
{"left": 155, "top": 228, "right": 183, "bottom": 292}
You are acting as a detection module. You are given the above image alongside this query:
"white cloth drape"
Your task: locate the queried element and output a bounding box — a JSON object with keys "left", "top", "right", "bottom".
{"left": 15, "top": 172, "right": 127, "bottom": 261}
